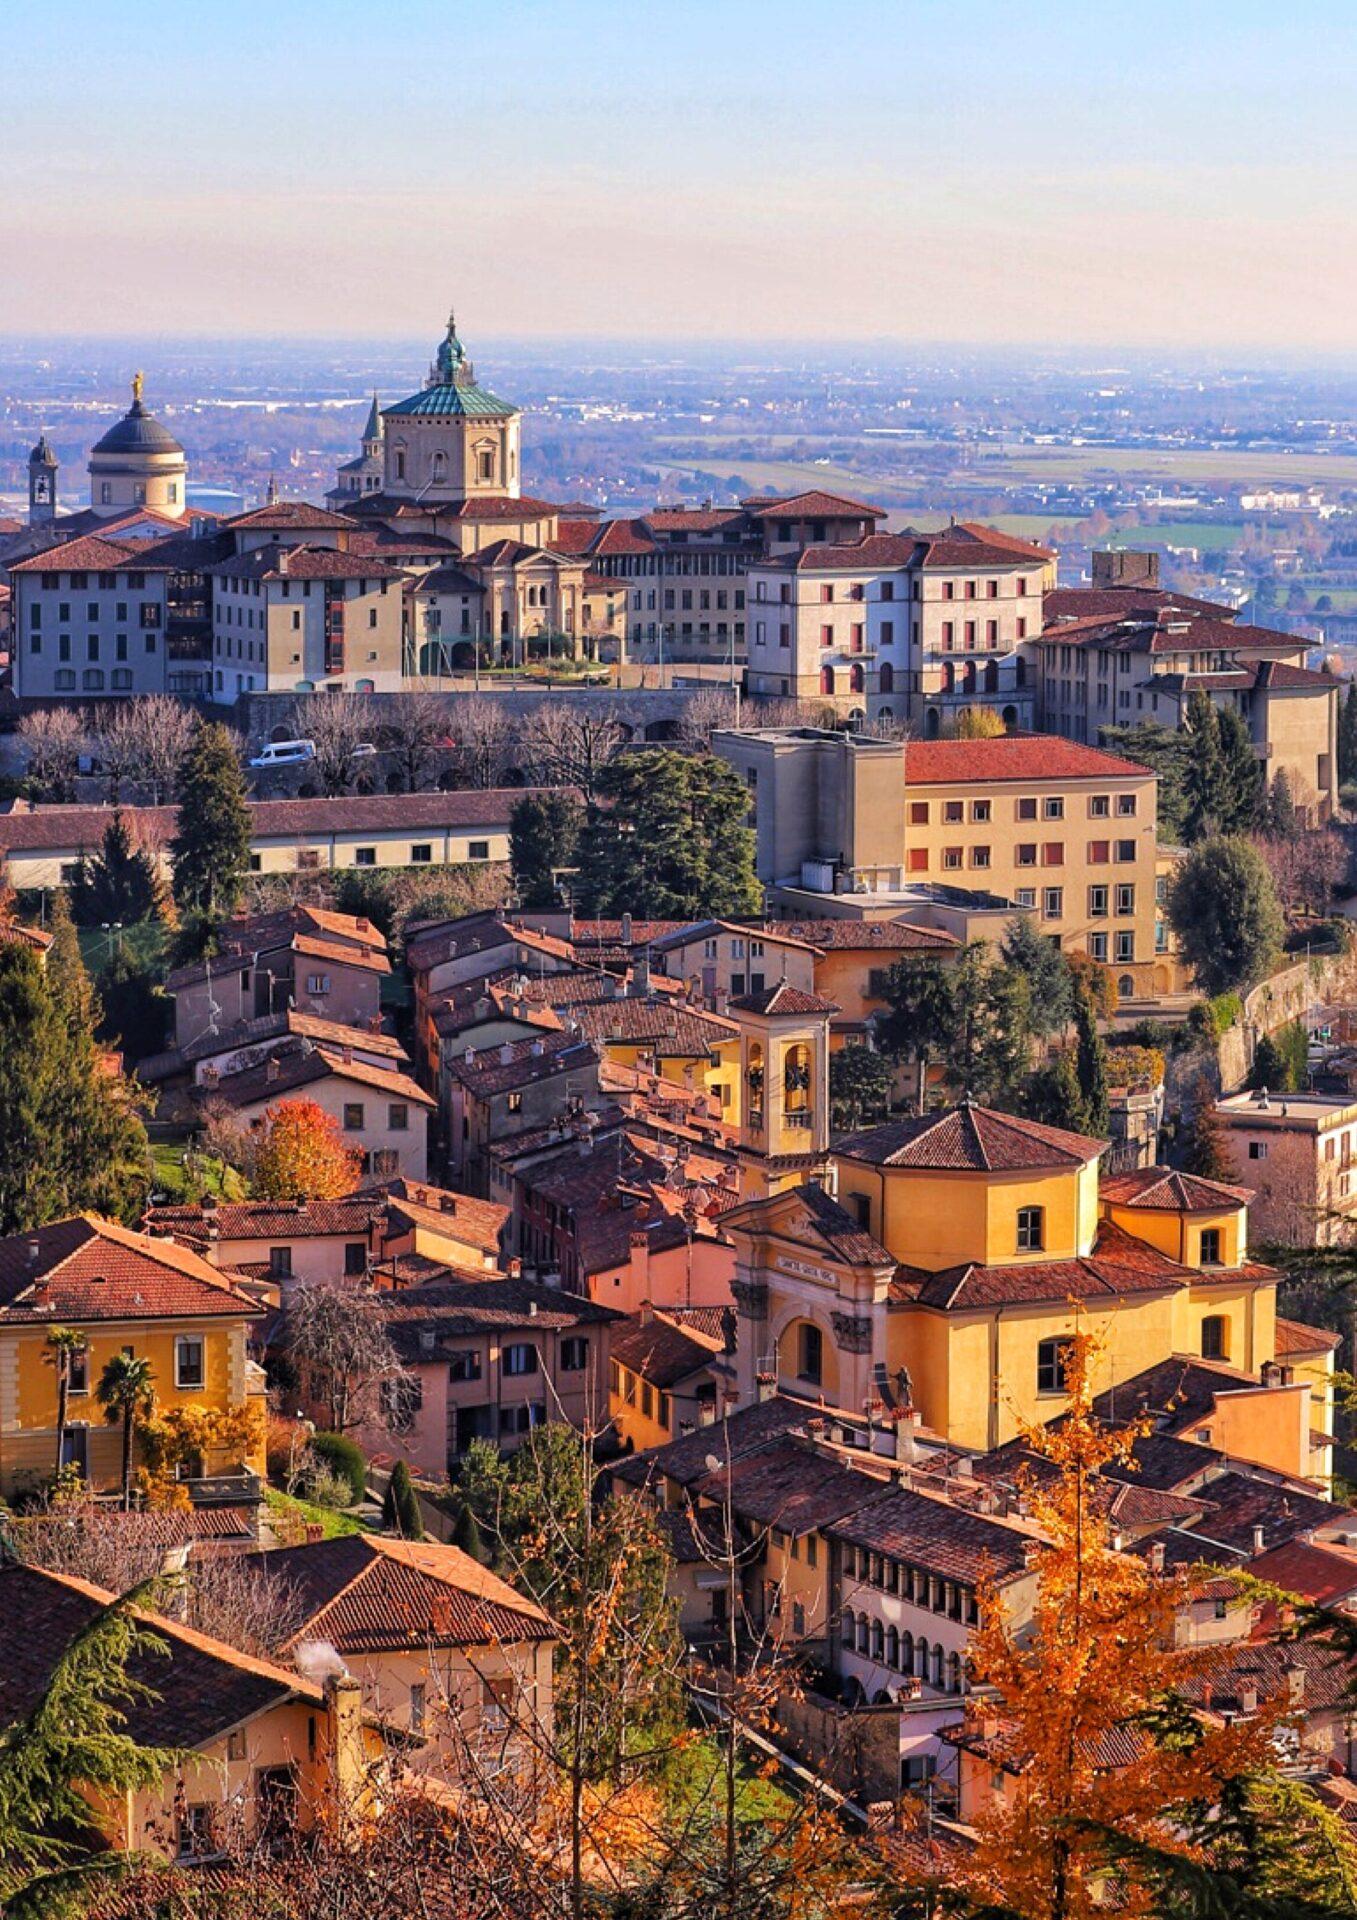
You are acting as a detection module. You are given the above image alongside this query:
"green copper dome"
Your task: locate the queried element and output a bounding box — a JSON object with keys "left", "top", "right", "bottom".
{"left": 385, "top": 311, "right": 518, "bottom": 420}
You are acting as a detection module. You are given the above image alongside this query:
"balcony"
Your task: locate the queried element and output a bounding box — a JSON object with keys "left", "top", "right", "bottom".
{"left": 785, "top": 1110, "right": 815, "bottom": 1131}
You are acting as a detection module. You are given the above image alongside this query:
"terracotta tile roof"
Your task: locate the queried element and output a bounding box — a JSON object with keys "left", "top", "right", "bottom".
{"left": 0, "top": 1215, "right": 257, "bottom": 1324}
{"left": 1248, "top": 1539, "right": 1357, "bottom": 1605}
{"left": 693, "top": 1435, "right": 887, "bottom": 1536}
{"left": 410, "top": 562, "right": 486, "bottom": 595}
{"left": 205, "top": 543, "right": 402, "bottom": 582}
{"left": 226, "top": 501, "right": 355, "bottom": 530}
{"left": 838, "top": 1103, "right": 1103, "bottom": 1173}
{"left": 565, "top": 996, "right": 737, "bottom": 1055}
{"left": 372, "top": 1177, "right": 508, "bottom": 1256}
{"left": 774, "top": 918, "right": 959, "bottom": 953}
{"left": 0, "top": 791, "right": 529, "bottom": 858}
{"left": 1092, "top": 1357, "right": 1283, "bottom": 1433}
{"left": 610, "top": 1393, "right": 816, "bottom": 1492}
{"left": 550, "top": 519, "right": 603, "bottom": 556}
{"left": 1100, "top": 1168, "right": 1253, "bottom": 1212}
{"left": 198, "top": 1042, "right": 433, "bottom": 1113}
{"left": 0, "top": 916, "right": 53, "bottom": 954}
{"left": 145, "top": 1194, "right": 382, "bottom": 1251}
{"left": 1275, "top": 1315, "right": 1343, "bottom": 1356}
{"left": 1044, "top": 585, "right": 1236, "bottom": 623}
{"left": 0, "top": 1565, "right": 321, "bottom": 1751}
{"left": 376, "top": 1273, "right": 619, "bottom": 1356}
{"left": 1180, "top": 1637, "right": 1351, "bottom": 1714}
{"left": 445, "top": 1030, "right": 598, "bottom": 1097}
{"left": 903, "top": 734, "right": 1153, "bottom": 785}
{"left": 727, "top": 981, "right": 839, "bottom": 1017}
{"left": 828, "top": 1482, "right": 1037, "bottom": 1584}
{"left": 590, "top": 518, "right": 658, "bottom": 556}
{"left": 264, "top": 1534, "right": 554, "bottom": 1653}
{"left": 407, "top": 913, "right": 579, "bottom": 975}
{"left": 892, "top": 1218, "right": 1191, "bottom": 1312}
{"left": 745, "top": 489, "right": 885, "bottom": 520}
{"left": 648, "top": 919, "right": 822, "bottom": 956}
{"left": 139, "top": 1009, "right": 407, "bottom": 1084}
{"left": 8, "top": 533, "right": 174, "bottom": 574}
{"left": 610, "top": 1310, "right": 722, "bottom": 1388}
{"left": 1106, "top": 1481, "right": 1211, "bottom": 1529}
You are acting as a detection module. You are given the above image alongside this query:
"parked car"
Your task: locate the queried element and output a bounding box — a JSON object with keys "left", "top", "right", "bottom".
{"left": 249, "top": 739, "right": 316, "bottom": 768}
{"left": 350, "top": 742, "right": 378, "bottom": 758}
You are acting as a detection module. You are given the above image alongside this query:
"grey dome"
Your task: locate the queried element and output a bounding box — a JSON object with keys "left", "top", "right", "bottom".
{"left": 91, "top": 398, "right": 183, "bottom": 457}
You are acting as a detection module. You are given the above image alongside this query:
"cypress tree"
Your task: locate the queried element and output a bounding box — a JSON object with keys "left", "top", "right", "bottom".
{"left": 45, "top": 889, "right": 101, "bottom": 1034}
{"left": 70, "top": 812, "right": 164, "bottom": 928}
{"left": 1215, "top": 706, "right": 1264, "bottom": 834}
{"left": 1247, "top": 1031, "right": 1288, "bottom": 1094}
{"left": 1074, "top": 990, "right": 1110, "bottom": 1137}
{"left": 1341, "top": 682, "right": 1357, "bottom": 788}
{"left": 1182, "top": 691, "right": 1229, "bottom": 844}
{"left": 452, "top": 1500, "right": 483, "bottom": 1563}
{"left": 1265, "top": 768, "right": 1299, "bottom": 837}
{"left": 382, "top": 1459, "right": 424, "bottom": 1540}
{"left": 0, "top": 943, "right": 150, "bottom": 1234}
{"left": 170, "top": 724, "right": 252, "bottom": 918}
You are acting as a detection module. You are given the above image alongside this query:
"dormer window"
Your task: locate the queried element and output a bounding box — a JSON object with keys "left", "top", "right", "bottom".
{"left": 1200, "top": 1228, "right": 1222, "bottom": 1268}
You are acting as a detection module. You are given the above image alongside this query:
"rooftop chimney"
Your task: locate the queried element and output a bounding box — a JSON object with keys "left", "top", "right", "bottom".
{"left": 1252, "top": 1524, "right": 1266, "bottom": 1557}
{"left": 500, "top": 1041, "right": 515, "bottom": 1065}
{"left": 26, "top": 1236, "right": 40, "bottom": 1267}
{"left": 1239, "top": 1680, "right": 1258, "bottom": 1715}
{"left": 621, "top": 912, "right": 633, "bottom": 945}
{"left": 266, "top": 1055, "right": 280, "bottom": 1082}
{"left": 1148, "top": 1542, "right": 1166, "bottom": 1575}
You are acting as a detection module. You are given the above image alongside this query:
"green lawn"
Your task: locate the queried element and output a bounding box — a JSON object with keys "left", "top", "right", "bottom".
{"left": 148, "top": 1140, "right": 247, "bottom": 1205}
{"left": 1104, "top": 521, "right": 1245, "bottom": 553}
{"left": 76, "top": 919, "right": 169, "bottom": 978}
{"left": 264, "top": 1486, "right": 371, "bottom": 1541}
{"left": 664, "top": 1731, "right": 796, "bottom": 1825}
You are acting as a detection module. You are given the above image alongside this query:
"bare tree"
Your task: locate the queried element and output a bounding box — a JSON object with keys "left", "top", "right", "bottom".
{"left": 98, "top": 696, "right": 197, "bottom": 804}
{"left": 293, "top": 692, "right": 375, "bottom": 797}
{"left": 746, "top": 694, "right": 836, "bottom": 730}
{"left": 383, "top": 684, "right": 451, "bottom": 792}
{"left": 284, "top": 1279, "right": 412, "bottom": 1433}
{"left": 452, "top": 697, "right": 513, "bottom": 789}
{"left": 19, "top": 707, "right": 88, "bottom": 801}
{"left": 516, "top": 704, "right": 625, "bottom": 799}
{"left": 676, "top": 687, "right": 739, "bottom": 749}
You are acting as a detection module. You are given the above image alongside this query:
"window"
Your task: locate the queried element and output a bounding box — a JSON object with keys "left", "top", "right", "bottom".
{"left": 1016, "top": 1206, "right": 1044, "bottom": 1252}
{"left": 971, "top": 799, "right": 991, "bottom": 823}
{"left": 1115, "top": 932, "right": 1135, "bottom": 963}
{"left": 1116, "top": 839, "right": 1136, "bottom": 863}
{"left": 1089, "top": 885, "right": 1108, "bottom": 917}
{"left": 1043, "top": 888, "right": 1063, "bottom": 920}
{"left": 1248, "top": 1141, "right": 1268, "bottom": 1160}
{"left": 355, "top": 847, "right": 376, "bottom": 867}
{"left": 1042, "top": 842, "right": 1064, "bottom": 866}
{"left": 503, "top": 1342, "right": 539, "bottom": 1377}
{"left": 1015, "top": 888, "right": 1036, "bottom": 909}
{"left": 1037, "top": 1337, "right": 1068, "bottom": 1395}
{"left": 1043, "top": 797, "right": 1064, "bottom": 820}
{"left": 1017, "top": 796, "right": 1038, "bottom": 821}
{"left": 344, "top": 1242, "right": 367, "bottom": 1275}
{"left": 448, "top": 1349, "right": 482, "bottom": 1382}
{"left": 971, "top": 845, "right": 991, "bottom": 869}
{"left": 468, "top": 840, "right": 490, "bottom": 861}
{"left": 1089, "top": 932, "right": 1108, "bottom": 962}
{"left": 1201, "top": 1313, "right": 1227, "bottom": 1357}
{"left": 1088, "top": 840, "right": 1110, "bottom": 864}
{"left": 1117, "top": 793, "right": 1137, "bottom": 817}
{"left": 942, "top": 847, "right": 963, "bottom": 871}
{"left": 507, "top": 1091, "right": 523, "bottom": 1113}
{"left": 66, "top": 1344, "right": 89, "bottom": 1394}
{"left": 178, "top": 1803, "right": 218, "bottom": 1861}
{"left": 343, "top": 1103, "right": 365, "bottom": 1131}
{"left": 798, "top": 1322, "right": 823, "bottom": 1385}
{"left": 411, "top": 844, "right": 432, "bottom": 864}
{"left": 409, "top": 1683, "right": 426, "bottom": 1735}
{"left": 1090, "top": 794, "right": 1110, "bottom": 818}
{"left": 269, "top": 1246, "right": 292, "bottom": 1278}
{"left": 388, "top": 1103, "right": 409, "bottom": 1131}
{"left": 1115, "top": 884, "right": 1135, "bottom": 915}
{"left": 1200, "top": 1230, "right": 1223, "bottom": 1269}
{"left": 175, "top": 1336, "right": 205, "bottom": 1390}
{"left": 561, "top": 1336, "right": 588, "bottom": 1372}
{"left": 307, "top": 974, "right": 330, "bottom": 994}
{"left": 1016, "top": 843, "right": 1037, "bottom": 867}
{"left": 943, "top": 799, "right": 964, "bottom": 823}
{"left": 297, "top": 851, "right": 321, "bottom": 872}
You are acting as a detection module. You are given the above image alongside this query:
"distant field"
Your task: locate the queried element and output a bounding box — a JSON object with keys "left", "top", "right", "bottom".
{"left": 657, "top": 453, "right": 880, "bottom": 495}
{"left": 1105, "top": 521, "right": 1245, "bottom": 553}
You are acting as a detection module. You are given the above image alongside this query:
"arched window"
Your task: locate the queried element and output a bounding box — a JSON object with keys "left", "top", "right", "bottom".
{"left": 746, "top": 1042, "right": 764, "bottom": 1119}
{"left": 948, "top": 1651, "right": 962, "bottom": 1694}
{"left": 820, "top": 665, "right": 836, "bottom": 697}
{"left": 431, "top": 450, "right": 447, "bottom": 482}
{"left": 393, "top": 443, "right": 406, "bottom": 482}
{"left": 857, "top": 1616, "right": 870, "bottom": 1655}
{"left": 879, "top": 660, "right": 894, "bottom": 694}
{"left": 941, "top": 663, "right": 955, "bottom": 693}
{"left": 797, "top": 1322, "right": 823, "bottom": 1386}
{"left": 841, "top": 1607, "right": 855, "bottom": 1649}
{"left": 871, "top": 1618, "right": 885, "bottom": 1661}
{"left": 850, "top": 662, "right": 864, "bottom": 693}
{"left": 916, "top": 1638, "right": 930, "bottom": 1679}
{"left": 1201, "top": 1315, "right": 1228, "bottom": 1360}
{"left": 885, "top": 1625, "right": 900, "bottom": 1669}
{"left": 1016, "top": 658, "right": 1027, "bottom": 687}
{"left": 932, "top": 1644, "right": 945, "bottom": 1688}
{"left": 784, "top": 1042, "right": 811, "bottom": 1114}
{"left": 984, "top": 660, "right": 998, "bottom": 692}
{"left": 962, "top": 660, "right": 977, "bottom": 691}
{"left": 1118, "top": 973, "right": 1135, "bottom": 998}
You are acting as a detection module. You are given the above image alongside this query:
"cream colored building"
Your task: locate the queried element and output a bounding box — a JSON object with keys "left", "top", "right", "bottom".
{"left": 714, "top": 725, "right": 1173, "bottom": 997}
{"left": 206, "top": 544, "right": 405, "bottom": 696}
{"left": 1215, "top": 1087, "right": 1357, "bottom": 1246}
{"left": 9, "top": 531, "right": 173, "bottom": 698}
{"left": 382, "top": 312, "right": 522, "bottom": 506}
{"left": 745, "top": 522, "right": 1053, "bottom": 727}
{"left": 0, "top": 791, "right": 525, "bottom": 893}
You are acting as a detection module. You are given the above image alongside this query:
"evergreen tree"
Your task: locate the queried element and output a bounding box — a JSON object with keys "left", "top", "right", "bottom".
{"left": 1167, "top": 834, "right": 1285, "bottom": 996}
{"left": 170, "top": 724, "right": 252, "bottom": 918}
{"left": 451, "top": 1500, "right": 483, "bottom": 1563}
{"left": 1216, "top": 704, "right": 1265, "bottom": 833}
{"left": 0, "top": 1583, "right": 179, "bottom": 1915}
{"left": 1073, "top": 987, "right": 1110, "bottom": 1136}
{"left": 509, "top": 790, "right": 584, "bottom": 911}
{"left": 95, "top": 952, "right": 168, "bottom": 1067}
{"left": 1179, "top": 1095, "right": 1234, "bottom": 1182}
{"left": 878, "top": 955, "right": 958, "bottom": 1112}
{"left": 1100, "top": 722, "right": 1192, "bottom": 844}
{"left": 828, "top": 1045, "right": 891, "bottom": 1130}
{"left": 1340, "top": 682, "right": 1357, "bottom": 788}
{"left": 44, "top": 890, "right": 101, "bottom": 1035}
{"left": 576, "top": 749, "right": 761, "bottom": 920}
{"left": 95, "top": 1351, "right": 156, "bottom": 1511}
{"left": 1182, "top": 690, "right": 1230, "bottom": 843}
{"left": 69, "top": 813, "right": 164, "bottom": 928}
{"left": 1265, "top": 767, "right": 1300, "bottom": 837}
{"left": 1248, "top": 1030, "right": 1289, "bottom": 1094}
{"left": 1003, "top": 914, "right": 1074, "bottom": 1037}
{"left": 1023, "top": 1048, "right": 1090, "bottom": 1134}
{"left": 947, "top": 945, "right": 1034, "bottom": 1106}
{"left": 0, "top": 944, "right": 150, "bottom": 1235}
{"left": 382, "top": 1459, "right": 424, "bottom": 1539}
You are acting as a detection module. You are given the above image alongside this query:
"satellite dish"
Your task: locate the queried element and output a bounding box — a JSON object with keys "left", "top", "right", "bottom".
{"left": 705, "top": 1454, "right": 722, "bottom": 1475}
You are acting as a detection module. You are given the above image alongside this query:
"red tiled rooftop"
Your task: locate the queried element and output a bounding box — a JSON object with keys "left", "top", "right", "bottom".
{"left": 903, "top": 734, "right": 1153, "bottom": 785}
{"left": 1100, "top": 1168, "right": 1253, "bottom": 1212}
{"left": 838, "top": 1102, "right": 1103, "bottom": 1173}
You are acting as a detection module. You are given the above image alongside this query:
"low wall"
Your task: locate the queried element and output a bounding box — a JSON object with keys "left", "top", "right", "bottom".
{"left": 242, "top": 685, "right": 704, "bottom": 751}
{"left": 1220, "top": 947, "right": 1357, "bottom": 1092}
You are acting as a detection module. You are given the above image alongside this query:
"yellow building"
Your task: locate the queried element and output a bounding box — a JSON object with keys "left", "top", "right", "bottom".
{"left": 724, "top": 1104, "right": 1310, "bottom": 1472}
{"left": 726, "top": 981, "right": 838, "bottom": 1198}
{"left": 0, "top": 1214, "right": 265, "bottom": 1497}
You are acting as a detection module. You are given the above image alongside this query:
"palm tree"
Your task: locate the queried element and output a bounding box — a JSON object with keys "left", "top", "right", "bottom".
{"left": 46, "top": 1326, "right": 86, "bottom": 1480}
{"left": 95, "top": 1353, "right": 155, "bottom": 1511}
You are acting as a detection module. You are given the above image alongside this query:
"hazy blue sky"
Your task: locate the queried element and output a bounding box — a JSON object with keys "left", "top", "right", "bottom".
{"left": 3, "top": 0, "right": 1353, "bottom": 350}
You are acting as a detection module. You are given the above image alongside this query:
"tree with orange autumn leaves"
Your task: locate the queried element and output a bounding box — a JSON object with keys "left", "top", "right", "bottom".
{"left": 250, "top": 1096, "right": 361, "bottom": 1201}
{"left": 923, "top": 1329, "right": 1357, "bottom": 1920}
{"left": 913, "top": 1328, "right": 1357, "bottom": 1920}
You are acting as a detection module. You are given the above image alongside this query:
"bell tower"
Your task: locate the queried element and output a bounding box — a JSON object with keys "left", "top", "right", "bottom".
{"left": 728, "top": 980, "right": 837, "bottom": 1198}
{"left": 28, "top": 433, "right": 57, "bottom": 526}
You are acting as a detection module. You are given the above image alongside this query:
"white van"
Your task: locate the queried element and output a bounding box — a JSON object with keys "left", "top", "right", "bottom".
{"left": 249, "top": 739, "right": 316, "bottom": 768}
